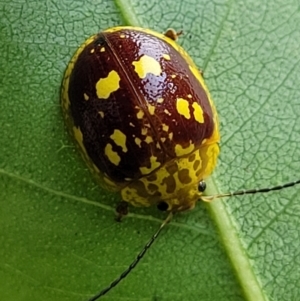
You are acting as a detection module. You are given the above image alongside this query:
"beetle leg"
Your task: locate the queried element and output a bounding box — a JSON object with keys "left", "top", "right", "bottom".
{"left": 164, "top": 29, "right": 182, "bottom": 41}
{"left": 115, "top": 201, "right": 129, "bottom": 222}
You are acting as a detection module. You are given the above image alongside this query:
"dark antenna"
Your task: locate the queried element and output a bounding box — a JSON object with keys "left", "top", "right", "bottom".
{"left": 87, "top": 179, "right": 300, "bottom": 300}
{"left": 87, "top": 212, "right": 173, "bottom": 301}
{"left": 201, "top": 180, "right": 300, "bottom": 202}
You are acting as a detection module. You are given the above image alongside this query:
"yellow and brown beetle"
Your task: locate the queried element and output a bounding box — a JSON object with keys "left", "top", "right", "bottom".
{"left": 61, "top": 26, "right": 300, "bottom": 300}
{"left": 61, "top": 26, "right": 219, "bottom": 214}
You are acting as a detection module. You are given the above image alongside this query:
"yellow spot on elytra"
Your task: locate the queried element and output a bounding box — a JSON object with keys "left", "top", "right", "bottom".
{"left": 157, "top": 97, "right": 164, "bottom": 103}
{"left": 132, "top": 55, "right": 162, "bottom": 79}
{"left": 187, "top": 94, "right": 192, "bottom": 99}
{"left": 137, "top": 110, "right": 144, "bottom": 119}
{"left": 61, "top": 34, "right": 96, "bottom": 113}
{"left": 192, "top": 102, "right": 204, "bottom": 123}
{"left": 163, "top": 54, "right": 170, "bottom": 60}
{"left": 175, "top": 143, "right": 194, "bottom": 156}
{"left": 161, "top": 137, "right": 166, "bottom": 142}
{"left": 120, "top": 34, "right": 126, "bottom": 38}
{"left": 176, "top": 98, "right": 190, "bottom": 119}
{"left": 162, "top": 124, "right": 169, "bottom": 132}
{"left": 139, "top": 155, "right": 161, "bottom": 175}
{"left": 73, "top": 126, "right": 87, "bottom": 156}
{"left": 135, "top": 137, "right": 142, "bottom": 147}
{"left": 83, "top": 93, "right": 89, "bottom": 101}
{"left": 169, "top": 132, "right": 173, "bottom": 140}
{"left": 90, "top": 48, "right": 95, "bottom": 54}
{"left": 189, "top": 64, "right": 214, "bottom": 109}
{"left": 100, "top": 47, "right": 105, "bottom": 52}
{"left": 120, "top": 186, "right": 143, "bottom": 206}
{"left": 164, "top": 109, "right": 171, "bottom": 116}
{"left": 110, "top": 129, "right": 128, "bottom": 152}
{"left": 99, "top": 111, "right": 104, "bottom": 118}
{"left": 141, "top": 128, "right": 147, "bottom": 135}
{"left": 148, "top": 104, "right": 155, "bottom": 115}
{"left": 145, "top": 136, "right": 153, "bottom": 143}
{"left": 103, "top": 176, "right": 118, "bottom": 189}
{"left": 105, "top": 143, "right": 121, "bottom": 165}
{"left": 96, "top": 70, "right": 120, "bottom": 99}
{"left": 171, "top": 74, "right": 176, "bottom": 78}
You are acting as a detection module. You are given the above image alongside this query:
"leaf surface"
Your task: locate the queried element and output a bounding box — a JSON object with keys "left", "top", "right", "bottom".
{"left": 1, "top": 0, "right": 300, "bottom": 301}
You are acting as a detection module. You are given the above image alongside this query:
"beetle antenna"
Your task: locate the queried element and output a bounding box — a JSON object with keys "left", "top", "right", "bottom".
{"left": 201, "top": 180, "right": 300, "bottom": 202}
{"left": 87, "top": 212, "right": 173, "bottom": 301}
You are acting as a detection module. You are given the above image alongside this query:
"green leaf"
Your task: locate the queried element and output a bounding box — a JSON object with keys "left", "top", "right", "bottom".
{"left": 1, "top": 0, "right": 300, "bottom": 301}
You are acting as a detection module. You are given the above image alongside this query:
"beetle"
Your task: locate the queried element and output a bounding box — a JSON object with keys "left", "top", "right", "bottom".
{"left": 61, "top": 26, "right": 300, "bottom": 300}
{"left": 61, "top": 26, "right": 219, "bottom": 215}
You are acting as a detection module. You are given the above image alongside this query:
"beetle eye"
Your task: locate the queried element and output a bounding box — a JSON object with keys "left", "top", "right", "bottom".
{"left": 198, "top": 180, "right": 206, "bottom": 193}
{"left": 157, "top": 201, "right": 169, "bottom": 211}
